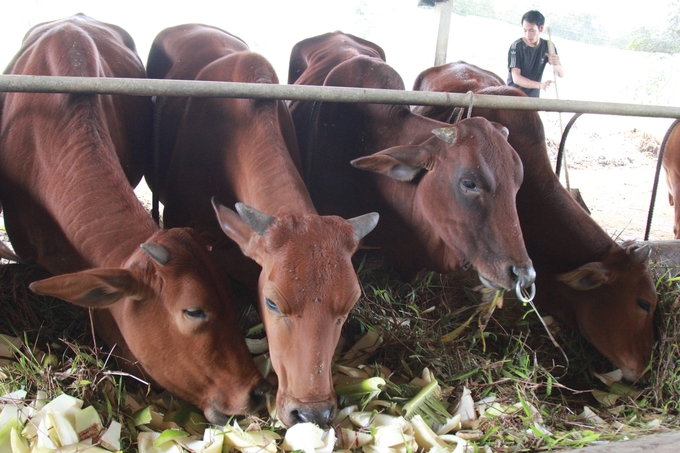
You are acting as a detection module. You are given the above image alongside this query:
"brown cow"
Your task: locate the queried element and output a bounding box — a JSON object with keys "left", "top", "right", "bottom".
{"left": 662, "top": 121, "right": 680, "bottom": 238}
{"left": 287, "top": 32, "right": 535, "bottom": 292}
{"left": 0, "top": 15, "right": 269, "bottom": 423}
{"left": 146, "top": 24, "right": 378, "bottom": 427}
{"left": 412, "top": 61, "right": 657, "bottom": 381}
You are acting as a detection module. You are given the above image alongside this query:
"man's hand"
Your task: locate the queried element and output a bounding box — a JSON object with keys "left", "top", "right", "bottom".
{"left": 546, "top": 53, "right": 565, "bottom": 78}
{"left": 547, "top": 53, "right": 561, "bottom": 66}
{"left": 540, "top": 80, "right": 553, "bottom": 91}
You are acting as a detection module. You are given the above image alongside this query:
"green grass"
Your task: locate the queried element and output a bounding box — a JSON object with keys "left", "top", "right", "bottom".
{"left": 1, "top": 253, "right": 679, "bottom": 452}
{"left": 341, "top": 254, "right": 680, "bottom": 451}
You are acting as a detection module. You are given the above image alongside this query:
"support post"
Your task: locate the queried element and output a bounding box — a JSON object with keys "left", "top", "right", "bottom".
{"left": 434, "top": 0, "right": 453, "bottom": 66}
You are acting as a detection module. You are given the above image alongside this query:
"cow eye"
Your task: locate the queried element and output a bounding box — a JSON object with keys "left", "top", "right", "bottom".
{"left": 637, "top": 299, "right": 651, "bottom": 313}
{"left": 183, "top": 308, "right": 208, "bottom": 320}
{"left": 266, "top": 298, "right": 281, "bottom": 315}
{"left": 460, "top": 179, "right": 479, "bottom": 192}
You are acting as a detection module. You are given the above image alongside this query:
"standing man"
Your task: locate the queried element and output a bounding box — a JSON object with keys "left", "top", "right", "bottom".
{"left": 507, "top": 10, "right": 564, "bottom": 97}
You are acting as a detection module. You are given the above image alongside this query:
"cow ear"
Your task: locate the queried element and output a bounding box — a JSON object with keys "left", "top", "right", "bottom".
{"left": 0, "top": 241, "right": 21, "bottom": 262}
{"left": 556, "top": 262, "right": 613, "bottom": 291}
{"left": 351, "top": 145, "right": 431, "bottom": 182}
{"left": 28, "top": 268, "right": 140, "bottom": 308}
{"left": 211, "top": 198, "right": 266, "bottom": 264}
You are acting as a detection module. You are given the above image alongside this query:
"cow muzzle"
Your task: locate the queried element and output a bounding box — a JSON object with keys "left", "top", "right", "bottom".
{"left": 281, "top": 398, "right": 336, "bottom": 427}
{"left": 205, "top": 379, "right": 272, "bottom": 425}
{"left": 478, "top": 263, "right": 536, "bottom": 292}
{"left": 247, "top": 379, "right": 273, "bottom": 412}
{"left": 512, "top": 264, "right": 536, "bottom": 289}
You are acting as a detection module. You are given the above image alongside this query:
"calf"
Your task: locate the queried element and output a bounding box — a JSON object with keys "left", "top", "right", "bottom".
{"left": 146, "top": 24, "right": 378, "bottom": 427}
{"left": 0, "top": 15, "right": 268, "bottom": 423}
{"left": 288, "top": 32, "right": 535, "bottom": 291}
{"left": 413, "top": 61, "right": 657, "bottom": 381}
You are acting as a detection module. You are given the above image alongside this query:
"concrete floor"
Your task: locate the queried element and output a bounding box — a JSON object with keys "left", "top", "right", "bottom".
{"left": 557, "top": 431, "right": 680, "bottom": 452}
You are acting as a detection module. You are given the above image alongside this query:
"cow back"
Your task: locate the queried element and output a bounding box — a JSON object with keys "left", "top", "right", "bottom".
{"left": 0, "top": 14, "right": 153, "bottom": 269}
{"left": 145, "top": 24, "right": 251, "bottom": 194}
{"left": 287, "top": 31, "right": 387, "bottom": 173}
{"left": 4, "top": 14, "right": 150, "bottom": 189}
{"left": 148, "top": 24, "right": 310, "bottom": 242}
{"left": 287, "top": 31, "right": 386, "bottom": 86}
{"left": 412, "top": 61, "right": 504, "bottom": 123}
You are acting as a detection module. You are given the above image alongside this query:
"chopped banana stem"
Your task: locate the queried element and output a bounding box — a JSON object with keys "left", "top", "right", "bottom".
{"left": 400, "top": 379, "right": 453, "bottom": 426}
{"left": 335, "top": 377, "right": 386, "bottom": 396}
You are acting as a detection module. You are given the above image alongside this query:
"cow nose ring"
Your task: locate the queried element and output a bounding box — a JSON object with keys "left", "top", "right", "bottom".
{"left": 515, "top": 281, "right": 536, "bottom": 303}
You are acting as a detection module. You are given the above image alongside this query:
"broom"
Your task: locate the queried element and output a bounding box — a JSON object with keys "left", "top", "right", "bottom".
{"left": 546, "top": 27, "right": 586, "bottom": 206}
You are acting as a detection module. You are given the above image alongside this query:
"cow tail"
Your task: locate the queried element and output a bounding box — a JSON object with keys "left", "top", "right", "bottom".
{"left": 151, "top": 95, "right": 165, "bottom": 224}
{"left": 304, "top": 100, "right": 322, "bottom": 190}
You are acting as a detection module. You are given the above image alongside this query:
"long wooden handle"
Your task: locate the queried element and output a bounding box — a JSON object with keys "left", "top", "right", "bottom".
{"left": 545, "top": 27, "right": 570, "bottom": 189}
{"left": 546, "top": 26, "right": 556, "bottom": 55}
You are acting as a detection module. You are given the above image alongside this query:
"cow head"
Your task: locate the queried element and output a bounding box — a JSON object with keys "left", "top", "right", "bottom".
{"left": 552, "top": 241, "right": 656, "bottom": 381}
{"left": 212, "top": 199, "right": 378, "bottom": 427}
{"left": 351, "top": 116, "right": 535, "bottom": 291}
{"left": 29, "top": 227, "right": 269, "bottom": 424}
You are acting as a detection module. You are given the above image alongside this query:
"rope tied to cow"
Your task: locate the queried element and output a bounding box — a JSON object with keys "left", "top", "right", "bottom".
{"left": 466, "top": 90, "right": 474, "bottom": 119}
{"left": 517, "top": 282, "right": 570, "bottom": 370}
{"left": 441, "top": 280, "right": 569, "bottom": 375}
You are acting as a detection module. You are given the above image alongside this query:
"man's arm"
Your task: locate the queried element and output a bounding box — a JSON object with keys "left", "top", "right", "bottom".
{"left": 510, "top": 67, "right": 553, "bottom": 91}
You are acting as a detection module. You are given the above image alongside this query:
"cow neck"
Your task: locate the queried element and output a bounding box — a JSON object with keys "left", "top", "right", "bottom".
{"left": 41, "top": 109, "right": 158, "bottom": 269}
{"left": 226, "top": 104, "right": 317, "bottom": 218}
{"left": 367, "top": 105, "right": 456, "bottom": 273}
{"left": 517, "top": 141, "right": 614, "bottom": 268}
{"left": 70, "top": 184, "right": 158, "bottom": 269}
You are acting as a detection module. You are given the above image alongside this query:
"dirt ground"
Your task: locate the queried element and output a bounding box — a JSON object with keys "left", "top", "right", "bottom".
{"left": 540, "top": 112, "right": 676, "bottom": 242}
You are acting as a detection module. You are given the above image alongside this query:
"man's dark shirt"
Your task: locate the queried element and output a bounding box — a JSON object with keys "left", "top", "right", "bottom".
{"left": 507, "top": 37, "right": 555, "bottom": 98}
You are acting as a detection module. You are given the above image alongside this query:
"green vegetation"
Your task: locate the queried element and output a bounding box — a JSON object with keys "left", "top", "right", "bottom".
{"left": 418, "top": 0, "right": 680, "bottom": 54}
{"left": 1, "top": 252, "right": 680, "bottom": 451}
{"left": 629, "top": 1, "right": 680, "bottom": 53}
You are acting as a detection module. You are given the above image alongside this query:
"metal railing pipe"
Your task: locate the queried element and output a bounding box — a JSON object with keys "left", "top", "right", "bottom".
{"left": 1, "top": 75, "right": 680, "bottom": 119}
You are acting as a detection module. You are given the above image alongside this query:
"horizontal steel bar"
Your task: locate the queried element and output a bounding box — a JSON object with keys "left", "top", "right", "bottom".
{"left": 0, "top": 74, "right": 679, "bottom": 119}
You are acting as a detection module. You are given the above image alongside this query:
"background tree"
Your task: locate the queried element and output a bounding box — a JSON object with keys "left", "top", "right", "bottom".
{"left": 628, "top": 0, "right": 679, "bottom": 54}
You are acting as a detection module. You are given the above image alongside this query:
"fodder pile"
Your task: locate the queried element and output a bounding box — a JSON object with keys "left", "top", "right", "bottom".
{"left": 1, "top": 251, "right": 679, "bottom": 452}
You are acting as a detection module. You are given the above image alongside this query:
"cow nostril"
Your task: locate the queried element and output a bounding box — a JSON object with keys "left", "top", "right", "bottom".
{"left": 318, "top": 406, "right": 334, "bottom": 426}
{"left": 249, "top": 381, "right": 271, "bottom": 411}
{"left": 290, "top": 406, "right": 335, "bottom": 427}
{"left": 512, "top": 264, "right": 536, "bottom": 288}
{"left": 290, "top": 409, "right": 307, "bottom": 425}
{"left": 254, "top": 380, "right": 272, "bottom": 396}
